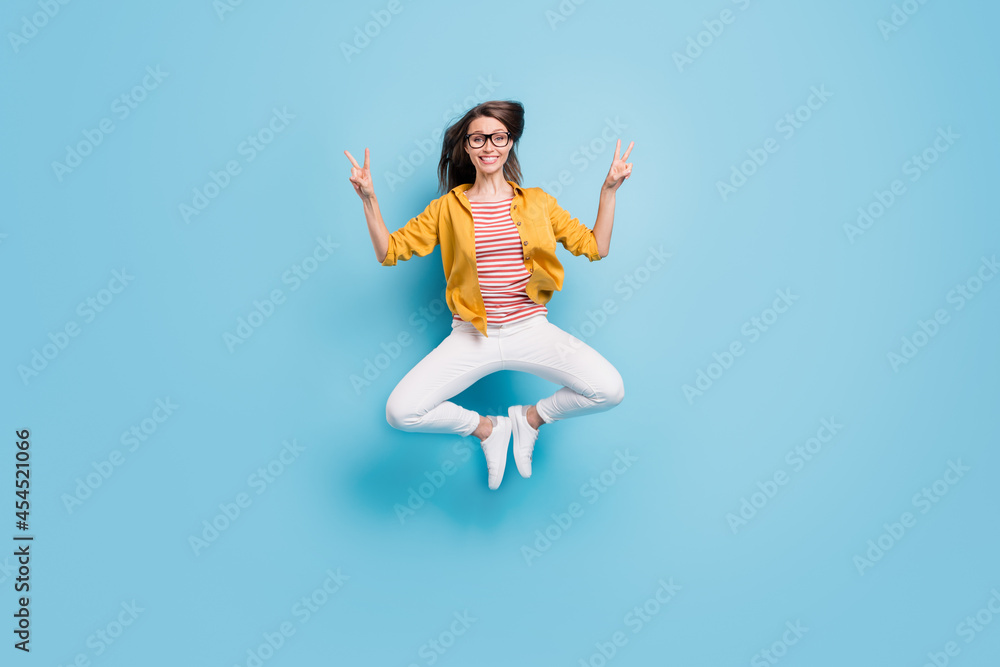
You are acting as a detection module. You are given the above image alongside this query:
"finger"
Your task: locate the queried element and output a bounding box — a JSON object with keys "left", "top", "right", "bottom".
{"left": 363, "top": 146, "right": 370, "bottom": 170}
{"left": 621, "top": 141, "right": 634, "bottom": 162}
{"left": 344, "top": 150, "right": 360, "bottom": 169}
{"left": 613, "top": 138, "right": 621, "bottom": 162}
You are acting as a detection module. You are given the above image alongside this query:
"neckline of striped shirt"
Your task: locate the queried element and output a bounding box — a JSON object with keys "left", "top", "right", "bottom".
{"left": 465, "top": 196, "right": 513, "bottom": 203}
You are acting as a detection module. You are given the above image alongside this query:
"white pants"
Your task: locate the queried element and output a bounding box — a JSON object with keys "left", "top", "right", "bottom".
{"left": 386, "top": 313, "right": 625, "bottom": 436}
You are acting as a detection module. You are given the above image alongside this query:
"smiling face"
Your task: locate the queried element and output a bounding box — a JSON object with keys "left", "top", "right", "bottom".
{"left": 463, "top": 115, "right": 511, "bottom": 178}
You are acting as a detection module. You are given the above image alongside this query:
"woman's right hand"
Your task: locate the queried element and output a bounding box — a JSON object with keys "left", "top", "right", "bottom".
{"left": 344, "top": 147, "right": 374, "bottom": 200}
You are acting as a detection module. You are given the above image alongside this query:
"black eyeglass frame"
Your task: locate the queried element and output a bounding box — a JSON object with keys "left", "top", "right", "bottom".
{"left": 465, "top": 132, "right": 513, "bottom": 148}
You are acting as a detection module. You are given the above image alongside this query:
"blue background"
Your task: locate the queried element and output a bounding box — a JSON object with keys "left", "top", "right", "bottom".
{"left": 3, "top": 0, "right": 999, "bottom": 665}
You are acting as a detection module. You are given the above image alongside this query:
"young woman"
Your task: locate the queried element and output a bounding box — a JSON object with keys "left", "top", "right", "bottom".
{"left": 345, "top": 100, "right": 633, "bottom": 490}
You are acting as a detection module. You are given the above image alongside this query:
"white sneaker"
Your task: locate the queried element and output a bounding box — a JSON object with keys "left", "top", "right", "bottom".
{"left": 508, "top": 405, "right": 540, "bottom": 478}
{"left": 480, "top": 415, "right": 512, "bottom": 490}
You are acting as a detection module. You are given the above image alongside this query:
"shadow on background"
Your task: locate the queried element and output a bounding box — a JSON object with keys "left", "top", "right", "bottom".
{"left": 345, "top": 368, "right": 566, "bottom": 529}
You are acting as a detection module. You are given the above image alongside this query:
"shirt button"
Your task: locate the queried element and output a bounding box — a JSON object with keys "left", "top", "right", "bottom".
{"left": 522, "top": 241, "right": 528, "bottom": 246}
{"left": 516, "top": 221, "right": 521, "bottom": 226}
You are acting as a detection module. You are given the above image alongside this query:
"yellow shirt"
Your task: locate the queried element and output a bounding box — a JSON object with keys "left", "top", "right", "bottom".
{"left": 381, "top": 180, "right": 603, "bottom": 337}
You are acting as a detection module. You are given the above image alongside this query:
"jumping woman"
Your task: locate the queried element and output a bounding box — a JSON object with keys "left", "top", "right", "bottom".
{"left": 345, "top": 100, "right": 634, "bottom": 490}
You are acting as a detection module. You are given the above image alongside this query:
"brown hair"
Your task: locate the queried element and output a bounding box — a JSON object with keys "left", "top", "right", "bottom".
{"left": 437, "top": 100, "right": 524, "bottom": 194}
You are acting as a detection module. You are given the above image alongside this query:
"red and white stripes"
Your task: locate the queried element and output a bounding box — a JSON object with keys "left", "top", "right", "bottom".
{"left": 453, "top": 197, "right": 547, "bottom": 326}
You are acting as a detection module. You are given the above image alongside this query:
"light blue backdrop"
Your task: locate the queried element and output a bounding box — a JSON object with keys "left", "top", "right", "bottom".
{"left": 3, "top": 0, "right": 998, "bottom": 665}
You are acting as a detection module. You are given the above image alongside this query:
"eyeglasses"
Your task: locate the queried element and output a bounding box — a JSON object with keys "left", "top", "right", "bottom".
{"left": 465, "top": 132, "right": 511, "bottom": 148}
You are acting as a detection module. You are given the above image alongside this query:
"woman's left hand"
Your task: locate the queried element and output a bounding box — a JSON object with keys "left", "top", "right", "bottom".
{"left": 603, "top": 139, "right": 634, "bottom": 192}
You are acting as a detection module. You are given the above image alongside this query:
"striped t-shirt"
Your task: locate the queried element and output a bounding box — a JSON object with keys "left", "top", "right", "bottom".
{"left": 453, "top": 195, "right": 548, "bottom": 326}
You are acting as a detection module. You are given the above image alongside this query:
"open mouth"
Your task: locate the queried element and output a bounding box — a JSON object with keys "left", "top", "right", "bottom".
{"left": 479, "top": 155, "right": 498, "bottom": 164}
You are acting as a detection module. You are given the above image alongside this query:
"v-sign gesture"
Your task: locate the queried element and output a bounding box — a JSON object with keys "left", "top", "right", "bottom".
{"left": 603, "top": 139, "right": 634, "bottom": 193}
{"left": 345, "top": 147, "right": 374, "bottom": 200}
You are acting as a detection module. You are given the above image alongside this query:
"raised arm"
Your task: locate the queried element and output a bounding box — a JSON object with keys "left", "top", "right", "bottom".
{"left": 345, "top": 147, "right": 441, "bottom": 265}
{"left": 593, "top": 138, "right": 634, "bottom": 258}
{"left": 345, "top": 147, "right": 390, "bottom": 263}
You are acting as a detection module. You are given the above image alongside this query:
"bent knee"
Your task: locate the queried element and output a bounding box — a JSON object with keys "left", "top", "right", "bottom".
{"left": 385, "top": 395, "right": 415, "bottom": 430}
{"left": 608, "top": 377, "right": 625, "bottom": 406}
{"left": 601, "top": 371, "right": 625, "bottom": 408}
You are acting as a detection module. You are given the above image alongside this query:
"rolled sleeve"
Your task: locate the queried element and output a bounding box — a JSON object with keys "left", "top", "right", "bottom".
{"left": 545, "top": 191, "right": 602, "bottom": 262}
{"left": 380, "top": 197, "right": 442, "bottom": 266}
